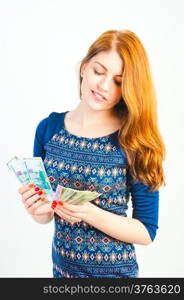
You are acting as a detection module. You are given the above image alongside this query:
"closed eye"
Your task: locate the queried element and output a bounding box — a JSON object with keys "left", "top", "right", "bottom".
{"left": 94, "top": 69, "right": 122, "bottom": 86}
{"left": 94, "top": 69, "right": 102, "bottom": 75}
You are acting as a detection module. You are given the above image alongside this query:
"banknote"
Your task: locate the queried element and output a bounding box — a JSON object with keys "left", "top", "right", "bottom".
{"left": 7, "top": 156, "right": 54, "bottom": 202}
{"left": 54, "top": 184, "right": 101, "bottom": 205}
{"left": 7, "top": 156, "right": 101, "bottom": 204}
{"left": 7, "top": 156, "right": 31, "bottom": 185}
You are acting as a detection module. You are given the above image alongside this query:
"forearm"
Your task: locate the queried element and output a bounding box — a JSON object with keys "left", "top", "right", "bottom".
{"left": 84, "top": 203, "right": 152, "bottom": 245}
{"left": 31, "top": 210, "right": 54, "bottom": 224}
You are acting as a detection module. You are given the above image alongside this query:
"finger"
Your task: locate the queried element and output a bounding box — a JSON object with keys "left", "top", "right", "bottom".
{"left": 56, "top": 205, "right": 76, "bottom": 215}
{"left": 23, "top": 187, "right": 44, "bottom": 203}
{"left": 18, "top": 183, "right": 35, "bottom": 195}
{"left": 25, "top": 192, "right": 46, "bottom": 208}
{"left": 54, "top": 207, "right": 82, "bottom": 223}
{"left": 54, "top": 205, "right": 76, "bottom": 217}
{"left": 60, "top": 202, "right": 86, "bottom": 212}
{"left": 62, "top": 213, "right": 81, "bottom": 224}
{"left": 27, "top": 199, "right": 49, "bottom": 215}
{"left": 56, "top": 204, "right": 86, "bottom": 219}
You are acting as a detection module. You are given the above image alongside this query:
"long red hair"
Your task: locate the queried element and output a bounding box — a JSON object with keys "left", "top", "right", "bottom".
{"left": 79, "top": 30, "right": 166, "bottom": 192}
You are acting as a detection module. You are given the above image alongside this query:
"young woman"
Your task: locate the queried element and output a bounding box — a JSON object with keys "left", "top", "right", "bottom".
{"left": 18, "top": 29, "right": 166, "bottom": 278}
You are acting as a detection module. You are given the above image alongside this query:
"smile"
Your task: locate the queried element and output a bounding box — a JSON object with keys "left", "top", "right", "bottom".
{"left": 91, "top": 90, "right": 107, "bottom": 101}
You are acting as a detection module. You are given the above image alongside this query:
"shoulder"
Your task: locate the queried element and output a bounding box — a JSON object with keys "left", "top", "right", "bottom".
{"left": 48, "top": 111, "right": 65, "bottom": 121}
{"left": 35, "top": 111, "right": 67, "bottom": 144}
{"left": 36, "top": 111, "right": 66, "bottom": 130}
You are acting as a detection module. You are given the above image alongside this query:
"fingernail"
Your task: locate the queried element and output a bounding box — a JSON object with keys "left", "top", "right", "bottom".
{"left": 34, "top": 187, "right": 40, "bottom": 192}
{"left": 51, "top": 204, "right": 57, "bottom": 209}
{"left": 28, "top": 183, "right": 35, "bottom": 188}
{"left": 58, "top": 201, "right": 64, "bottom": 206}
{"left": 37, "top": 191, "right": 43, "bottom": 196}
{"left": 51, "top": 200, "right": 57, "bottom": 209}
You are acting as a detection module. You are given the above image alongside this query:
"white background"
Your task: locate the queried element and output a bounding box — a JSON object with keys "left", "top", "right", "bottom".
{"left": 0, "top": 0, "right": 184, "bottom": 278}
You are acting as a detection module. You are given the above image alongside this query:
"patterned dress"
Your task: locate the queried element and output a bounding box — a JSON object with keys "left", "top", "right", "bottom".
{"left": 33, "top": 111, "right": 159, "bottom": 278}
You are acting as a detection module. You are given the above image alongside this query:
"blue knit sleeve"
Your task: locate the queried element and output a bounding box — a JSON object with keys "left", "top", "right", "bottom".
{"left": 33, "top": 112, "right": 65, "bottom": 161}
{"left": 33, "top": 117, "right": 48, "bottom": 160}
{"left": 127, "top": 170, "right": 159, "bottom": 241}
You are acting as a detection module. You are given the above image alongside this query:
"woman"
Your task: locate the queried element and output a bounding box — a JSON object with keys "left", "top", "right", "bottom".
{"left": 18, "top": 29, "right": 166, "bottom": 278}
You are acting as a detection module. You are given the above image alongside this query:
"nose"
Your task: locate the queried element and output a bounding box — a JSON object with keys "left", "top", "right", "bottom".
{"left": 97, "top": 76, "right": 111, "bottom": 92}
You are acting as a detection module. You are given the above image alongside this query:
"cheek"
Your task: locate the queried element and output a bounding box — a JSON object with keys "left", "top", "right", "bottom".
{"left": 111, "top": 87, "right": 122, "bottom": 101}
{"left": 117, "top": 89, "right": 122, "bottom": 99}
{"left": 81, "top": 71, "right": 94, "bottom": 91}
{"left": 86, "top": 70, "right": 98, "bottom": 87}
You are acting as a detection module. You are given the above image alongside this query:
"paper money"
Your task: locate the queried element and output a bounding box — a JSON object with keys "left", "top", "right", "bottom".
{"left": 7, "top": 156, "right": 31, "bottom": 185}
{"left": 54, "top": 184, "right": 101, "bottom": 205}
{"left": 7, "top": 156, "right": 101, "bottom": 204}
{"left": 7, "top": 156, "right": 54, "bottom": 202}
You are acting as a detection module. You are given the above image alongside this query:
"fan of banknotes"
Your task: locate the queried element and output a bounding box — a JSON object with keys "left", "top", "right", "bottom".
{"left": 54, "top": 184, "right": 101, "bottom": 205}
{"left": 6, "top": 156, "right": 54, "bottom": 202}
{"left": 6, "top": 156, "right": 101, "bottom": 204}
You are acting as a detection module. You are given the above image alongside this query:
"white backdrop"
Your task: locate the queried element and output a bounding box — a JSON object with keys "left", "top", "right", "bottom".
{"left": 0, "top": 0, "right": 184, "bottom": 278}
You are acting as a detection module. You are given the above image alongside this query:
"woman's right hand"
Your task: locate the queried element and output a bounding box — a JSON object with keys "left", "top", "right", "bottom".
{"left": 18, "top": 183, "right": 53, "bottom": 216}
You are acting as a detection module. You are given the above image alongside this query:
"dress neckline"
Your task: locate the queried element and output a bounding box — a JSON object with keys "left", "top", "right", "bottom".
{"left": 63, "top": 111, "right": 119, "bottom": 140}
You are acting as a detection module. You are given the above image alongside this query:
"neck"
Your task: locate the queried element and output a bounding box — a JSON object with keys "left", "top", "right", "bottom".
{"left": 70, "top": 100, "right": 118, "bottom": 129}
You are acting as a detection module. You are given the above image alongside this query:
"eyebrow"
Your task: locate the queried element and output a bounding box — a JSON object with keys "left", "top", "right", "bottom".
{"left": 94, "top": 61, "right": 122, "bottom": 77}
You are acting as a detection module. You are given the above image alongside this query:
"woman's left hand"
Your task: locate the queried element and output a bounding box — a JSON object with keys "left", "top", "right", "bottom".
{"left": 52, "top": 200, "right": 92, "bottom": 224}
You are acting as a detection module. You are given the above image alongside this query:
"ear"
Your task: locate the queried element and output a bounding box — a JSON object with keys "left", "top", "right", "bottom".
{"left": 81, "top": 63, "right": 87, "bottom": 77}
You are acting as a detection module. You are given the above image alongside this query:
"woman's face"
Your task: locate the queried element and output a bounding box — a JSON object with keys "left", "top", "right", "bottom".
{"left": 80, "top": 50, "right": 123, "bottom": 113}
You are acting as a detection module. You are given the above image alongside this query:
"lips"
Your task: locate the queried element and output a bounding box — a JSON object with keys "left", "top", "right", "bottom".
{"left": 91, "top": 90, "right": 107, "bottom": 101}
